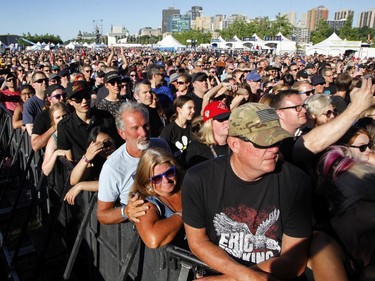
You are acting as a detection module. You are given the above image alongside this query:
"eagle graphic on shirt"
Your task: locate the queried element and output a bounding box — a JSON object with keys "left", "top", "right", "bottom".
{"left": 213, "top": 208, "right": 281, "bottom": 264}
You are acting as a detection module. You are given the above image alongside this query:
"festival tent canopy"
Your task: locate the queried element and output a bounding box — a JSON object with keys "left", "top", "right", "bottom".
{"left": 306, "top": 32, "right": 362, "bottom": 56}
{"left": 154, "top": 34, "right": 185, "bottom": 51}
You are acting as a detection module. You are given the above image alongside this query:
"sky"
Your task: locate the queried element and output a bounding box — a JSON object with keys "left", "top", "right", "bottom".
{"left": 1, "top": 0, "right": 374, "bottom": 41}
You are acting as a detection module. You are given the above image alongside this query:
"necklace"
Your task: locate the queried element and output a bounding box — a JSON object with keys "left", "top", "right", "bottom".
{"left": 160, "top": 194, "right": 178, "bottom": 212}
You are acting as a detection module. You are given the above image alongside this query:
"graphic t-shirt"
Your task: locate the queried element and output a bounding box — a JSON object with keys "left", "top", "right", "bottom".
{"left": 182, "top": 155, "right": 312, "bottom": 266}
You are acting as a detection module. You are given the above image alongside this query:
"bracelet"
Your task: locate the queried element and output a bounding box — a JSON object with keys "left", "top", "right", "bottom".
{"left": 82, "top": 154, "right": 90, "bottom": 164}
{"left": 174, "top": 211, "right": 182, "bottom": 217}
{"left": 121, "top": 205, "right": 128, "bottom": 220}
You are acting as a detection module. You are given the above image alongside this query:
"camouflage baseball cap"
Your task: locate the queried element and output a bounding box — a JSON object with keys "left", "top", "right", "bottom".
{"left": 229, "top": 103, "right": 292, "bottom": 146}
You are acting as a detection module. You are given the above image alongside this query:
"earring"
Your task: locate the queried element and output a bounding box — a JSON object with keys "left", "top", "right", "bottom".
{"left": 147, "top": 185, "right": 153, "bottom": 192}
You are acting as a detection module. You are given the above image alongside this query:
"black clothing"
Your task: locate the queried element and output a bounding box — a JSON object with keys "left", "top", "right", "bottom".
{"left": 57, "top": 107, "right": 120, "bottom": 162}
{"left": 148, "top": 106, "right": 165, "bottom": 137}
{"left": 160, "top": 121, "right": 191, "bottom": 166}
{"left": 186, "top": 92, "right": 203, "bottom": 118}
{"left": 186, "top": 140, "right": 229, "bottom": 168}
{"left": 182, "top": 155, "right": 312, "bottom": 266}
{"left": 32, "top": 108, "right": 51, "bottom": 135}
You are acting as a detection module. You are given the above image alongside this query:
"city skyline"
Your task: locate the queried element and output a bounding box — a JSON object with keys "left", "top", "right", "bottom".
{"left": 1, "top": 0, "right": 374, "bottom": 41}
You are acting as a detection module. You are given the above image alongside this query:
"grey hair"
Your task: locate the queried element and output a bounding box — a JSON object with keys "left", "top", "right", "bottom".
{"left": 115, "top": 101, "right": 149, "bottom": 131}
{"left": 134, "top": 80, "right": 151, "bottom": 96}
{"left": 304, "top": 94, "right": 332, "bottom": 118}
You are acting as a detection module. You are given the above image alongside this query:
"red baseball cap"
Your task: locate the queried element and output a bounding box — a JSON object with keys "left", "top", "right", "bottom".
{"left": 203, "top": 101, "right": 231, "bottom": 122}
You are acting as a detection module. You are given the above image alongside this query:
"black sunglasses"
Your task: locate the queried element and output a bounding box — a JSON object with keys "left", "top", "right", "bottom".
{"left": 349, "top": 142, "right": 372, "bottom": 153}
{"left": 51, "top": 93, "right": 67, "bottom": 100}
{"left": 278, "top": 104, "right": 306, "bottom": 112}
{"left": 108, "top": 80, "right": 121, "bottom": 86}
{"left": 6, "top": 78, "right": 15, "bottom": 82}
{"left": 214, "top": 116, "right": 229, "bottom": 123}
{"left": 299, "top": 90, "right": 314, "bottom": 96}
{"left": 72, "top": 93, "right": 91, "bottom": 103}
{"left": 322, "top": 109, "right": 337, "bottom": 118}
{"left": 177, "top": 81, "right": 186, "bottom": 85}
{"left": 234, "top": 135, "right": 282, "bottom": 149}
{"left": 34, "top": 78, "right": 48, "bottom": 84}
{"left": 149, "top": 166, "right": 176, "bottom": 185}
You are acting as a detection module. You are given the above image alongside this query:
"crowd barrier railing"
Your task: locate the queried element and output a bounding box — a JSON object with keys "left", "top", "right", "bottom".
{"left": 0, "top": 105, "right": 215, "bottom": 281}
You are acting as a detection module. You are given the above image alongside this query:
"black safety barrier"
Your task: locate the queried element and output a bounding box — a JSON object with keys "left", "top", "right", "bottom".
{"left": 0, "top": 105, "right": 212, "bottom": 281}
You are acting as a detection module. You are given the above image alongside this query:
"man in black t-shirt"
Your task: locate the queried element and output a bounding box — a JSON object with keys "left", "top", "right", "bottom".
{"left": 182, "top": 103, "right": 312, "bottom": 280}
{"left": 31, "top": 84, "right": 66, "bottom": 151}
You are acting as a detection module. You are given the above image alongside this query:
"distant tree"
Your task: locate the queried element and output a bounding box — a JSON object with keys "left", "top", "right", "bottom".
{"left": 269, "top": 14, "right": 294, "bottom": 37}
{"left": 338, "top": 15, "right": 357, "bottom": 40}
{"left": 18, "top": 32, "right": 63, "bottom": 46}
{"left": 311, "top": 20, "right": 333, "bottom": 44}
{"left": 172, "top": 30, "right": 212, "bottom": 46}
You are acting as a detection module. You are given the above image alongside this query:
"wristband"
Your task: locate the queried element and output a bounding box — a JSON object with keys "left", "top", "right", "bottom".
{"left": 121, "top": 205, "right": 128, "bottom": 220}
{"left": 174, "top": 211, "right": 182, "bottom": 217}
{"left": 82, "top": 154, "right": 90, "bottom": 164}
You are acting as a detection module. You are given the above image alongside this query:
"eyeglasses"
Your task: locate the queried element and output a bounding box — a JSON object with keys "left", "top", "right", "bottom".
{"left": 299, "top": 90, "right": 314, "bottom": 96}
{"left": 72, "top": 93, "right": 91, "bottom": 103}
{"left": 84, "top": 69, "right": 92, "bottom": 73}
{"left": 34, "top": 78, "right": 48, "bottom": 84}
{"left": 108, "top": 80, "right": 121, "bottom": 86}
{"left": 51, "top": 93, "right": 66, "bottom": 100}
{"left": 234, "top": 135, "right": 282, "bottom": 149}
{"left": 177, "top": 81, "right": 186, "bottom": 85}
{"left": 278, "top": 104, "right": 306, "bottom": 112}
{"left": 6, "top": 78, "right": 15, "bottom": 82}
{"left": 322, "top": 109, "right": 337, "bottom": 118}
{"left": 349, "top": 142, "right": 372, "bottom": 152}
{"left": 149, "top": 166, "right": 176, "bottom": 184}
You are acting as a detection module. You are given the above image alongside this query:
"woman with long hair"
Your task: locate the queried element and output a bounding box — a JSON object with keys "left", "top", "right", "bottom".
{"left": 160, "top": 95, "right": 195, "bottom": 166}
{"left": 129, "top": 147, "right": 185, "bottom": 249}
{"left": 64, "top": 126, "right": 116, "bottom": 205}
{"left": 41, "top": 102, "right": 69, "bottom": 175}
{"left": 186, "top": 101, "right": 231, "bottom": 168}
{"left": 12, "top": 84, "right": 34, "bottom": 130}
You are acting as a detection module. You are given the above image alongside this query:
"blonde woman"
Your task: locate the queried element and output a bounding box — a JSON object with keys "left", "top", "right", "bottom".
{"left": 129, "top": 147, "right": 185, "bottom": 249}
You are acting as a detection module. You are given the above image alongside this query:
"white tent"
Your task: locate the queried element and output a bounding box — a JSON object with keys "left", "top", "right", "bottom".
{"left": 306, "top": 32, "right": 362, "bottom": 56}
{"left": 154, "top": 35, "right": 185, "bottom": 51}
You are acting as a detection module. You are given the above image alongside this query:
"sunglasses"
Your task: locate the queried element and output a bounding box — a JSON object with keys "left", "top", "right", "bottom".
{"left": 149, "top": 166, "right": 176, "bottom": 184}
{"left": 177, "top": 81, "right": 186, "bottom": 85}
{"left": 215, "top": 116, "right": 229, "bottom": 123}
{"left": 278, "top": 104, "right": 306, "bottom": 112}
{"left": 34, "top": 78, "right": 48, "bottom": 84}
{"left": 349, "top": 142, "right": 372, "bottom": 152}
{"left": 51, "top": 93, "right": 66, "bottom": 100}
{"left": 234, "top": 135, "right": 282, "bottom": 149}
{"left": 322, "top": 109, "right": 337, "bottom": 118}
{"left": 299, "top": 90, "right": 314, "bottom": 96}
{"left": 72, "top": 93, "right": 91, "bottom": 103}
{"left": 108, "top": 80, "right": 121, "bottom": 86}
{"left": 6, "top": 78, "right": 15, "bottom": 82}
{"left": 130, "top": 74, "right": 137, "bottom": 77}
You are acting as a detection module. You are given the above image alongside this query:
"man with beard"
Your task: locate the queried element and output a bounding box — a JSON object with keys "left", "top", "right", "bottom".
{"left": 96, "top": 101, "right": 170, "bottom": 224}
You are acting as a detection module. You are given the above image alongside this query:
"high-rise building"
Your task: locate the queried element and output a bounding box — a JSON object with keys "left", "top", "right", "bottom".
{"left": 162, "top": 7, "right": 180, "bottom": 33}
{"left": 193, "top": 16, "right": 212, "bottom": 31}
{"left": 189, "top": 6, "right": 203, "bottom": 20}
{"left": 334, "top": 9, "right": 354, "bottom": 20}
{"left": 358, "top": 9, "right": 375, "bottom": 28}
{"left": 212, "top": 15, "right": 225, "bottom": 31}
{"left": 282, "top": 12, "right": 297, "bottom": 27}
{"left": 167, "top": 14, "right": 191, "bottom": 33}
{"left": 306, "top": 5, "right": 329, "bottom": 31}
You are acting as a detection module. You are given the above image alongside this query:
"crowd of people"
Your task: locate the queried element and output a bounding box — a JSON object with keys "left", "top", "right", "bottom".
{"left": 1, "top": 46, "right": 375, "bottom": 280}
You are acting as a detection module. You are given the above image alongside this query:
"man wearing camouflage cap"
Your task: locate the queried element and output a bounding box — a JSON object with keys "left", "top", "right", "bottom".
{"left": 182, "top": 103, "right": 312, "bottom": 280}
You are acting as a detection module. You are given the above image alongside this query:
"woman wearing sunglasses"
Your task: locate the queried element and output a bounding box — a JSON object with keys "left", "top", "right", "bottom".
{"left": 317, "top": 145, "right": 375, "bottom": 279}
{"left": 338, "top": 126, "right": 374, "bottom": 166}
{"left": 129, "top": 147, "right": 185, "bottom": 249}
{"left": 305, "top": 94, "right": 338, "bottom": 127}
